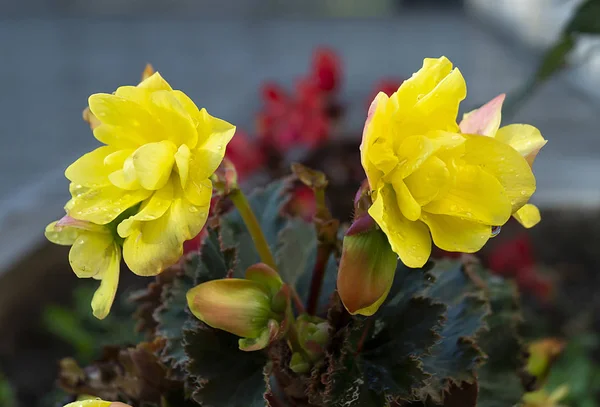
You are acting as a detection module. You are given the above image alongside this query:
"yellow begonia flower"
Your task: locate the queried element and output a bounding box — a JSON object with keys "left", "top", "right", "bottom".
{"left": 64, "top": 72, "right": 235, "bottom": 276}
{"left": 361, "top": 56, "right": 545, "bottom": 268}
{"left": 459, "top": 93, "right": 547, "bottom": 228}
{"left": 45, "top": 216, "right": 121, "bottom": 319}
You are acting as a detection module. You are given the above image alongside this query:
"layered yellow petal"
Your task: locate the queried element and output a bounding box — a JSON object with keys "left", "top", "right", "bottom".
{"left": 65, "top": 146, "right": 116, "bottom": 186}
{"left": 93, "top": 124, "right": 145, "bottom": 149}
{"left": 463, "top": 134, "right": 536, "bottom": 212}
{"left": 369, "top": 185, "right": 431, "bottom": 268}
{"left": 131, "top": 140, "right": 177, "bottom": 190}
{"left": 150, "top": 90, "right": 198, "bottom": 147}
{"left": 193, "top": 109, "right": 236, "bottom": 177}
{"left": 122, "top": 185, "right": 210, "bottom": 276}
{"left": 495, "top": 124, "right": 547, "bottom": 166}
{"left": 391, "top": 178, "right": 421, "bottom": 221}
{"left": 65, "top": 184, "right": 151, "bottom": 225}
{"left": 421, "top": 212, "right": 491, "bottom": 253}
{"left": 90, "top": 242, "right": 121, "bottom": 320}
{"left": 423, "top": 164, "right": 512, "bottom": 225}
{"left": 138, "top": 71, "right": 173, "bottom": 91}
{"left": 68, "top": 230, "right": 115, "bottom": 278}
{"left": 117, "top": 180, "right": 174, "bottom": 238}
{"left": 88, "top": 94, "right": 161, "bottom": 143}
{"left": 459, "top": 93, "right": 505, "bottom": 137}
{"left": 404, "top": 156, "right": 450, "bottom": 206}
{"left": 184, "top": 177, "right": 212, "bottom": 207}
{"left": 513, "top": 203, "right": 541, "bottom": 228}
{"left": 360, "top": 92, "right": 393, "bottom": 189}
{"left": 174, "top": 144, "right": 191, "bottom": 188}
{"left": 393, "top": 135, "right": 435, "bottom": 178}
{"left": 45, "top": 221, "right": 79, "bottom": 246}
{"left": 172, "top": 90, "right": 201, "bottom": 125}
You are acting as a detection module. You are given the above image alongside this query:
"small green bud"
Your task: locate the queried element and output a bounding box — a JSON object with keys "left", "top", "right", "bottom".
{"left": 290, "top": 352, "right": 310, "bottom": 374}
{"left": 337, "top": 214, "right": 398, "bottom": 316}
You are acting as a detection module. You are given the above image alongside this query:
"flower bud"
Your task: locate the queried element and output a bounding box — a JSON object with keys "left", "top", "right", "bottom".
{"left": 187, "top": 263, "right": 291, "bottom": 351}
{"left": 337, "top": 213, "right": 398, "bottom": 316}
{"left": 289, "top": 315, "right": 330, "bottom": 373}
{"left": 525, "top": 338, "right": 565, "bottom": 380}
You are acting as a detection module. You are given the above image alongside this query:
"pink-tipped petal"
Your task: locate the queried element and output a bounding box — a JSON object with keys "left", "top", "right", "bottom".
{"left": 459, "top": 93, "right": 506, "bottom": 137}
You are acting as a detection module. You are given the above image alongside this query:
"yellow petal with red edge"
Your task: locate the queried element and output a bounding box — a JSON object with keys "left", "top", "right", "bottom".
{"left": 138, "top": 71, "right": 173, "bottom": 91}
{"left": 63, "top": 400, "right": 114, "bottom": 407}
{"left": 90, "top": 242, "right": 121, "bottom": 320}
{"left": 122, "top": 185, "right": 210, "bottom": 276}
{"left": 150, "top": 90, "right": 198, "bottom": 147}
{"left": 45, "top": 221, "right": 79, "bottom": 245}
{"left": 423, "top": 164, "right": 512, "bottom": 225}
{"left": 360, "top": 92, "right": 396, "bottom": 188}
{"left": 68, "top": 230, "right": 115, "bottom": 279}
{"left": 369, "top": 185, "right": 432, "bottom": 268}
{"left": 174, "top": 144, "right": 191, "bottom": 188}
{"left": 391, "top": 178, "right": 421, "bottom": 221}
{"left": 65, "top": 146, "right": 117, "bottom": 186}
{"left": 513, "top": 203, "right": 541, "bottom": 228}
{"left": 88, "top": 94, "right": 160, "bottom": 141}
{"left": 459, "top": 93, "right": 505, "bottom": 136}
{"left": 186, "top": 279, "right": 272, "bottom": 338}
{"left": 117, "top": 180, "right": 174, "bottom": 238}
{"left": 404, "top": 156, "right": 450, "bottom": 206}
{"left": 494, "top": 124, "right": 547, "bottom": 166}
{"left": 421, "top": 212, "right": 491, "bottom": 253}
{"left": 463, "top": 134, "right": 536, "bottom": 212}
{"left": 132, "top": 140, "right": 177, "bottom": 190}
{"left": 66, "top": 185, "right": 152, "bottom": 225}
{"left": 93, "top": 124, "right": 146, "bottom": 149}
{"left": 191, "top": 112, "right": 236, "bottom": 179}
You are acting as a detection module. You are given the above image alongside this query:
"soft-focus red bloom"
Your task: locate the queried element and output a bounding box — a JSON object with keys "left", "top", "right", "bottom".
{"left": 225, "top": 130, "right": 266, "bottom": 180}
{"left": 487, "top": 234, "right": 553, "bottom": 301}
{"left": 311, "top": 47, "right": 342, "bottom": 92}
{"left": 286, "top": 185, "right": 316, "bottom": 221}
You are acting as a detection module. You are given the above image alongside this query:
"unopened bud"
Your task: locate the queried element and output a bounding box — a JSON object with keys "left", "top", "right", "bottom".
{"left": 337, "top": 214, "right": 398, "bottom": 316}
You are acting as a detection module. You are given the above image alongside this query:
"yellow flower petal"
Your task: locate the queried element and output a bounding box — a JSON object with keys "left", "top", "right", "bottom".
{"left": 138, "top": 71, "right": 172, "bottom": 91}
{"left": 184, "top": 177, "right": 212, "bottom": 207}
{"left": 123, "top": 185, "right": 210, "bottom": 276}
{"left": 93, "top": 124, "right": 145, "bottom": 149}
{"left": 117, "top": 180, "right": 174, "bottom": 238}
{"left": 68, "top": 230, "right": 115, "bottom": 278}
{"left": 150, "top": 90, "right": 198, "bottom": 147}
{"left": 404, "top": 156, "right": 450, "bottom": 205}
{"left": 513, "top": 203, "right": 541, "bottom": 228}
{"left": 494, "top": 124, "right": 547, "bottom": 166}
{"left": 65, "top": 146, "right": 116, "bottom": 186}
{"left": 459, "top": 93, "right": 505, "bottom": 137}
{"left": 88, "top": 94, "right": 161, "bottom": 142}
{"left": 391, "top": 135, "right": 435, "bottom": 179}
{"left": 114, "top": 85, "right": 152, "bottom": 106}
{"left": 104, "top": 149, "right": 133, "bottom": 168}
{"left": 174, "top": 144, "right": 191, "bottom": 188}
{"left": 421, "top": 212, "right": 491, "bottom": 253}
{"left": 192, "top": 112, "right": 236, "bottom": 179}
{"left": 463, "top": 134, "right": 536, "bottom": 212}
{"left": 66, "top": 185, "right": 152, "bottom": 225}
{"left": 172, "top": 90, "right": 201, "bottom": 125}
{"left": 132, "top": 140, "right": 177, "bottom": 190}
{"left": 423, "top": 164, "right": 512, "bottom": 225}
{"left": 45, "top": 221, "right": 79, "bottom": 245}
{"left": 369, "top": 185, "right": 431, "bottom": 268}
{"left": 90, "top": 242, "right": 121, "bottom": 320}
{"left": 360, "top": 92, "right": 397, "bottom": 188}
{"left": 63, "top": 400, "right": 114, "bottom": 407}
{"left": 108, "top": 169, "right": 141, "bottom": 190}
{"left": 391, "top": 178, "right": 421, "bottom": 221}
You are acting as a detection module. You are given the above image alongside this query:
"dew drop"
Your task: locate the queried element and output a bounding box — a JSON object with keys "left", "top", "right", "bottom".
{"left": 490, "top": 225, "right": 501, "bottom": 237}
{"left": 188, "top": 206, "right": 199, "bottom": 213}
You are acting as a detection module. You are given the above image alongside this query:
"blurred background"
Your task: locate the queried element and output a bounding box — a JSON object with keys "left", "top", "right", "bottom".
{"left": 1, "top": 0, "right": 600, "bottom": 406}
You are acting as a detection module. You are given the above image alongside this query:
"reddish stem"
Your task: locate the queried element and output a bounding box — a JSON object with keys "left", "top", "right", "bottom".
{"left": 355, "top": 319, "right": 373, "bottom": 355}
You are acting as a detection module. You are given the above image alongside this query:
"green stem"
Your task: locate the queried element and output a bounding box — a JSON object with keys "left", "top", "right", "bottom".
{"left": 229, "top": 188, "right": 277, "bottom": 269}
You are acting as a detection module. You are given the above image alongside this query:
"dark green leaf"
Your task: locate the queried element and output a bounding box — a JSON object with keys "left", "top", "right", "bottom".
{"left": 275, "top": 218, "right": 316, "bottom": 289}
{"left": 565, "top": 0, "right": 600, "bottom": 34}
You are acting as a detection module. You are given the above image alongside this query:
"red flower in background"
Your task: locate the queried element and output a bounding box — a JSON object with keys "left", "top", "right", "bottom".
{"left": 225, "top": 130, "right": 265, "bottom": 181}
{"left": 487, "top": 234, "right": 553, "bottom": 301}
{"left": 286, "top": 185, "right": 317, "bottom": 222}
{"left": 312, "top": 48, "right": 342, "bottom": 93}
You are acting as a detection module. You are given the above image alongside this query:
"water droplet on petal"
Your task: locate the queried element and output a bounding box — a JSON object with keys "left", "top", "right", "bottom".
{"left": 490, "top": 226, "right": 501, "bottom": 238}
{"left": 188, "top": 206, "right": 199, "bottom": 213}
